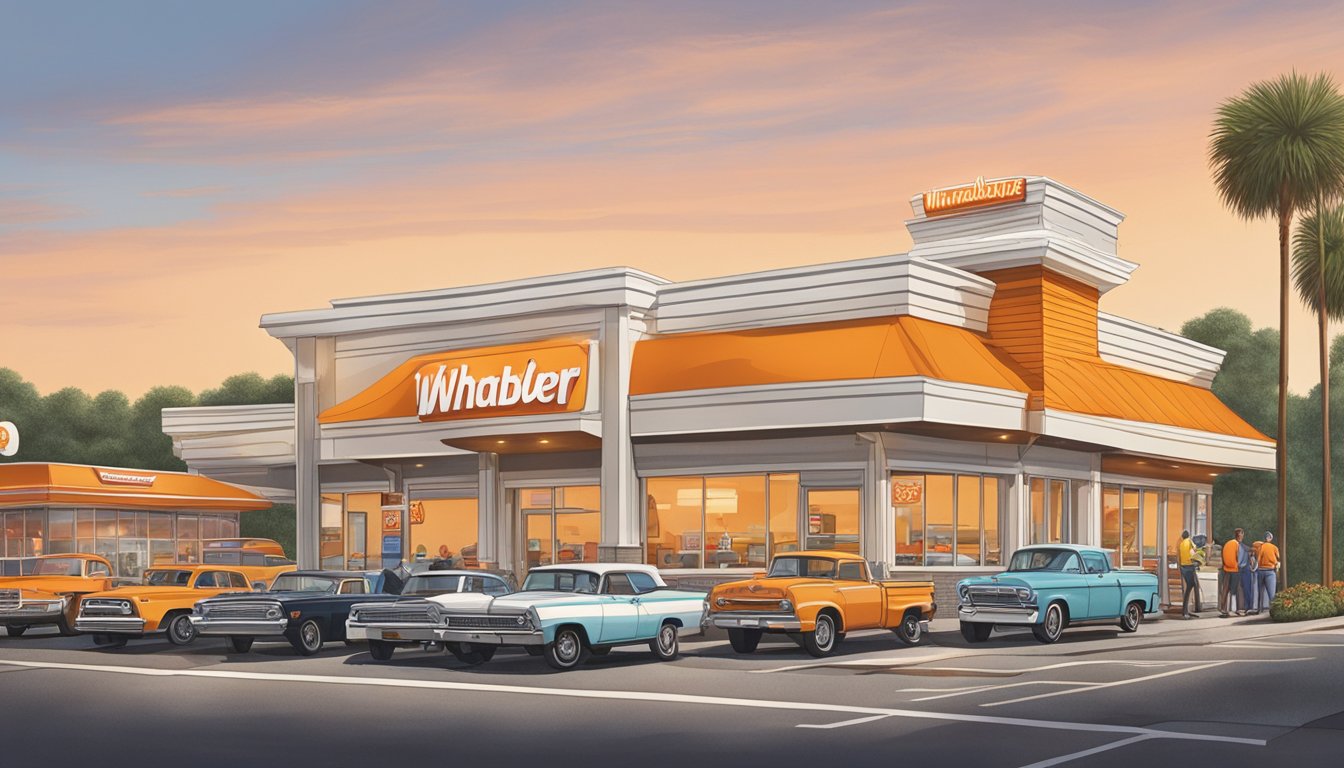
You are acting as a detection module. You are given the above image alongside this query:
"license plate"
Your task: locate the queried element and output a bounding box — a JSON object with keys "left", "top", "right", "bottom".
{"left": 381, "top": 631, "right": 401, "bottom": 640}
{"left": 738, "top": 619, "right": 761, "bottom": 628}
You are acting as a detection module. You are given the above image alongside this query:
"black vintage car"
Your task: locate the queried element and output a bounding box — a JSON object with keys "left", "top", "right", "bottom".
{"left": 189, "top": 570, "right": 404, "bottom": 655}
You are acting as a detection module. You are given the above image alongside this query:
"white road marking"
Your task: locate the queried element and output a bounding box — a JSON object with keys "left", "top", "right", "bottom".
{"left": 1224, "top": 640, "right": 1344, "bottom": 649}
{"left": 983, "top": 661, "right": 1235, "bottom": 708}
{"left": 910, "top": 681, "right": 1095, "bottom": 702}
{"left": 752, "top": 649, "right": 972, "bottom": 673}
{"left": 893, "top": 659, "right": 1180, "bottom": 677}
{"left": 0, "top": 658, "right": 1265, "bottom": 747}
{"left": 796, "top": 714, "right": 892, "bottom": 729}
{"left": 1017, "top": 734, "right": 1155, "bottom": 768}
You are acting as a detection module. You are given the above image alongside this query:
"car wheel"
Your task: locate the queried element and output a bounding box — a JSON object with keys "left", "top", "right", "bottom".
{"left": 959, "top": 621, "right": 992, "bottom": 643}
{"left": 801, "top": 613, "right": 838, "bottom": 658}
{"left": 56, "top": 614, "right": 79, "bottom": 637}
{"left": 727, "top": 628, "right": 762, "bottom": 653}
{"left": 650, "top": 622, "right": 679, "bottom": 661}
{"left": 1032, "top": 603, "right": 1065, "bottom": 644}
{"left": 543, "top": 626, "right": 590, "bottom": 671}
{"left": 290, "top": 619, "right": 324, "bottom": 656}
{"left": 1120, "top": 601, "right": 1143, "bottom": 633}
{"left": 894, "top": 611, "right": 923, "bottom": 646}
{"left": 227, "top": 636, "right": 255, "bottom": 653}
{"left": 367, "top": 640, "right": 395, "bottom": 661}
{"left": 4, "top": 624, "right": 27, "bottom": 637}
{"left": 589, "top": 645, "right": 612, "bottom": 656}
{"left": 165, "top": 613, "right": 198, "bottom": 646}
{"left": 447, "top": 642, "right": 496, "bottom": 665}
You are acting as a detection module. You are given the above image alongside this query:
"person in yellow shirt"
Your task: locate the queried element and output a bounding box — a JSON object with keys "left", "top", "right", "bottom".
{"left": 1253, "top": 532, "right": 1280, "bottom": 615}
{"left": 1218, "top": 528, "right": 1244, "bottom": 618}
{"left": 1177, "top": 530, "right": 1201, "bottom": 619}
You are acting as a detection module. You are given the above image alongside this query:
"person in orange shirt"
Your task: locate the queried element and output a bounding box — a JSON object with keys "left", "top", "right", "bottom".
{"left": 1218, "top": 528, "right": 1244, "bottom": 618}
{"left": 1253, "top": 532, "right": 1280, "bottom": 614}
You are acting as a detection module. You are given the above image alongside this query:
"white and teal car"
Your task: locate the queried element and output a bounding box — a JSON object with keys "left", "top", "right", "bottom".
{"left": 434, "top": 563, "right": 707, "bottom": 671}
{"left": 956, "top": 544, "right": 1160, "bottom": 644}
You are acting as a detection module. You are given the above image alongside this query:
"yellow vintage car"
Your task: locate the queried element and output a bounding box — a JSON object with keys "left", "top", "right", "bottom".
{"left": 0, "top": 554, "right": 116, "bottom": 637}
{"left": 198, "top": 538, "right": 297, "bottom": 589}
{"left": 75, "top": 564, "right": 257, "bottom": 648}
{"left": 707, "top": 550, "right": 937, "bottom": 657}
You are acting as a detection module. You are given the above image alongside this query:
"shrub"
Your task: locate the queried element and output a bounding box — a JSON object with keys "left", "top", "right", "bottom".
{"left": 1269, "top": 582, "right": 1339, "bottom": 622}
{"left": 1331, "top": 581, "right": 1344, "bottom": 615}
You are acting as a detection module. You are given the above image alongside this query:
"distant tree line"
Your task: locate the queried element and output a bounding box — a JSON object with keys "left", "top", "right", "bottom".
{"left": 0, "top": 369, "right": 296, "bottom": 556}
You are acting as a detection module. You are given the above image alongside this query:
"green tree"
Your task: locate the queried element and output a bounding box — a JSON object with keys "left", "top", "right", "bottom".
{"left": 199, "top": 373, "right": 294, "bottom": 406}
{"left": 1293, "top": 204, "right": 1344, "bottom": 583}
{"left": 1209, "top": 71, "right": 1344, "bottom": 578}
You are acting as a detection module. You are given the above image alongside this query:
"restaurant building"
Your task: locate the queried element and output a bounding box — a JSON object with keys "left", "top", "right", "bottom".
{"left": 162, "top": 177, "right": 1274, "bottom": 604}
{"left": 0, "top": 462, "right": 271, "bottom": 577}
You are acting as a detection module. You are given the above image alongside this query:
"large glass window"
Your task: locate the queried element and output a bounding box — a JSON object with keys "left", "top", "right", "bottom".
{"left": 804, "top": 488, "right": 859, "bottom": 554}
{"left": 520, "top": 486, "right": 600, "bottom": 570}
{"left": 646, "top": 474, "right": 798, "bottom": 569}
{"left": 893, "top": 473, "right": 1004, "bottom": 566}
{"left": 343, "top": 493, "right": 382, "bottom": 571}
{"left": 1029, "top": 477, "right": 1071, "bottom": 545}
{"left": 409, "top": 498, "right": 479, "bottom": 568}
{"left": 319, "top": 494, "right": 344, "bottom": 570}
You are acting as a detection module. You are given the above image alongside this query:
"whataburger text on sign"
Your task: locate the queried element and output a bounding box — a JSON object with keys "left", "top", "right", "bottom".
{"left": 319, "top": 339, "right": 593, "bottom": 424}
{"left": 922, "top": 176, "right": 1026, "bottom": 216}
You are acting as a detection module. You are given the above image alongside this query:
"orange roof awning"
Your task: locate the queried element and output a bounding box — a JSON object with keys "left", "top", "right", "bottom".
{"left": 630, "top": 315, "right": 1032, "bottom": 396}
{"left": 1042, "top": 355, "right": 1270, "bottom": 441}
{"left": 0, "top": 464, "right": 272, "bottom": 511}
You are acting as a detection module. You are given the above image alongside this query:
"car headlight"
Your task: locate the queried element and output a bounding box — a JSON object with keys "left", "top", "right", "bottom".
{"left": 779, "top": 599, "right": 793, "bottom": 612}
{"left": 265, "top": 606, "right": 283, "bottom": 620}
{"left": 118, "top": 600, "right": 133, "bottom": 614}
{"left": 1015, "top": 587, "right": 1033, "bottom": 603}
{"left": 715, "top": 597, "right": 727, "bottom": 607}
{"left": 958, "top": 584, "right": 970, "bottom": 602}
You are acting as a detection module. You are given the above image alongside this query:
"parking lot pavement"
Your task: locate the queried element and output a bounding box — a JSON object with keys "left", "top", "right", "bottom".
{"left": 3, "top": 619, "right": 1344, "bottom": 766}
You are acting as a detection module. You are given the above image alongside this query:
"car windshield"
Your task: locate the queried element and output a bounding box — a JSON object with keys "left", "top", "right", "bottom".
{"left": 0, "top": 558, "right": 40, "bottom": 576}
{"left": 767, "top": 557, "right": 838, "bottom": 579}
{"left": 402, "top": 574, "right": 463, "bottom": 596}
{"left": 144, "top": 570, "right": 192, "bottom": 586}
{"left": 521, "top": 570, "right": 600, "bottom": 594}
{"left": 33, "top": 558, "right": 83, "bottom": 576}
{"left": 1008, "top": 549, "right": 1081, "bottom": 572}
{"left": 269, "top": 574, "right": 340, "bottom": 593}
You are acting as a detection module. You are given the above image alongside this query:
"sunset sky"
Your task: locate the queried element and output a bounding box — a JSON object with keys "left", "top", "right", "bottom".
{"left": 5, "top": 1, "right": 1344, "bottom": 398}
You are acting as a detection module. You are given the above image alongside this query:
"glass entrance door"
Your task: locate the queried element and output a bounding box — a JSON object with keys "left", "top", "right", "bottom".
{"left": 804, "top": 488, "right": 860, "bottom": 554}
{"left": 517, "top": 486, "right": 600, "bottom": 573}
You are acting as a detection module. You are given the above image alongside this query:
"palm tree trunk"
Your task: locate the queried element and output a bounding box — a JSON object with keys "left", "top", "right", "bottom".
{"left": 1279, "top": 202, "right": 1291, "bottom": 582}
{"left": 1320, "top": 193, "right": 1334, "bottom": 586}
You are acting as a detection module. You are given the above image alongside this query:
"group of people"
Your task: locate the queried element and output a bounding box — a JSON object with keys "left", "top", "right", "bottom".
{"left": 1177, "top": 527, "right": 1280, "bottom": 618}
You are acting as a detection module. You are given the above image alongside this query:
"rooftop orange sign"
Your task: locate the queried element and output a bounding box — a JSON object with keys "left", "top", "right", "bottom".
{"left": 319, "top": 338, "right": 592, "bottom": 424}
{"left": 922, "top": 176, "right": 1026, "bottom": 216}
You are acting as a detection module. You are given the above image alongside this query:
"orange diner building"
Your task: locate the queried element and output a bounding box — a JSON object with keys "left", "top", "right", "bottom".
{"left": 162, "top": 177, "right": 1273, "bottom": 604}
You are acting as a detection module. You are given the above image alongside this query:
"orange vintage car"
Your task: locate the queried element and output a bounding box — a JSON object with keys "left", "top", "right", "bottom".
{"left": 707, "top": 550, "right": 937, "bottom": 657}
{"left": 0, "top": 554, "right": 116, "bottom": 637}
{"left": 75, "top": 564, "right": 257, "bottom": 648}
{"left": 198, "top": 538, "right": 296, "bottom": 589}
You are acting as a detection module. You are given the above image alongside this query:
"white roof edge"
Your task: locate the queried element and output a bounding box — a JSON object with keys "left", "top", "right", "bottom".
{"left": 329, "top": 265, "right": 671, "bottom": 308}
{"left": 1097, "top": 312, "right": 1227, "bottom": 364}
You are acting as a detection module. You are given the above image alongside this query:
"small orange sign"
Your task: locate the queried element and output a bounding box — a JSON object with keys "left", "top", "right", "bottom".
{"left": 922, "top": 176, "right": 1026, "bottom": 216}
{"left": 319, "top": 338, "right": 592, "bottom": 424}
{"left": 410, "top": 501, "right": 425, "bottom": 525}
{"left": 891, "top": 481, "right": 924, "bottom": 505}
{"left": 383, "top": 509, "right": 401, "bottom": 532}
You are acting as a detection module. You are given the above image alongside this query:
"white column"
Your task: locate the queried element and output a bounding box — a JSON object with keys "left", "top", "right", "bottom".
{"left": 599, "top": 307, "right": 640, "bottom": 560}
{"left": 477, "top": 452, "right": 503, "bottom": 568}
{"left": 294, "top": 337, "right": 320, "bottom": 570}
{"left": 860, "top": 433, "right": 893, "bottom": 572}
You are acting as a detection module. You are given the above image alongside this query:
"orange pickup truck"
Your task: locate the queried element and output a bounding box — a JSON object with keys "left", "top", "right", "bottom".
{"left": 0, "top": 554, "right": 116, "bottom": 637}
{"left": 707, "top": 550, "right": 936, "bottom": 657}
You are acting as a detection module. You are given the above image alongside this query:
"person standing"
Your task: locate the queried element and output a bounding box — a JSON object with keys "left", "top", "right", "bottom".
{"left": 1219, "top": 528, "right": 1244, "bottom": 618}
{"left": 1178, "top": 530, "right": 1200, "bottom": 619}
{"left": 1256, "top": 531, "right": 1281, "bottom": 612}
{"left": 1241, "top": 539, "right": 1258, "bottom": 614}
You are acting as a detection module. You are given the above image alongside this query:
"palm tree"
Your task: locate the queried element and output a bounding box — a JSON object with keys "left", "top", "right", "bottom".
{"left": 1293, "top": 204, "right": 1344, "bottom": 583}
{"left": 1210, "top": 71, "right": 1344, "bottom": 583}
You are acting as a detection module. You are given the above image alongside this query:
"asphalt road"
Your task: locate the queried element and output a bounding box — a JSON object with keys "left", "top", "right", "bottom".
{"left": 2, "top": 618, "right": 1342, "bottom": 767}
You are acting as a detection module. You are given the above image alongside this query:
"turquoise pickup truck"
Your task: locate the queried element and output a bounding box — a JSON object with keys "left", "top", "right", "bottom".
{"left": 956, "top": 544, "right": 1160, "bottom": 644}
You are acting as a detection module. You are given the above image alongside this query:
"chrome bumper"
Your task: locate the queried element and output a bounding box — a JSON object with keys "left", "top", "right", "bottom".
{"left": 957, "top": 605, "right": 1040, "bottom": 625}
{"left": 190, "top": 617, "right": 289, "bottom": 636}
{"left": 347, "top": 623, "right": 440, "bottom": 642}
{"left": 710, "top": 612, "right": 804, "bottom": 631}
{"left": 434, "top": 628, "right": 545, "bottom": 646}
{"left": 74, "top": 617, "right": 147, "bottom": 634}
{"left": 0, "top": 603, "right": 66, "bottom": 625}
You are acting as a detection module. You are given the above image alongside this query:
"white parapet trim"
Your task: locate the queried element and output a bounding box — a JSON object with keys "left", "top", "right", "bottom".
{"left": 1097, "top": 313, "right": 1225, "bottom": 388}
{"left": 161, "top": 404, "right": 297, "bottom": 471}
{"left": 630, "top": 377, "right": 1028, "bottom": 437}
{"left": 318, "top": 411, "right": 603, "bottom": 462}
{"left": 1028, "top": 408, "right": 1276, "bottom": 471}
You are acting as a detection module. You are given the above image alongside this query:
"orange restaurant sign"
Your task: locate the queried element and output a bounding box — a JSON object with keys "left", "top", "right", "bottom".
{"left": 0, "top": 421, "right": 15, "bottom": 458}
{"left": 319, "top": 338, "right": 592, "bottom": 424}
{"left": 97, "top": 469, "right": 157, "bottom": 486}
{"left": 922, "top": 176, "right": 1026, "bottom": 216}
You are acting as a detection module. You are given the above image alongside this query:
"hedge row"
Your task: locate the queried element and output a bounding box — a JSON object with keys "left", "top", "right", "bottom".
{"left": 1268, "top": 582, "right": 1344, "bottom": 622}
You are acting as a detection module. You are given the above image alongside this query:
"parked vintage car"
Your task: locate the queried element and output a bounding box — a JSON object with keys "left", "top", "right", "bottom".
{"left": 74, "top": 565, "right": 256, "bottom": 647}
{"left": 191, "top": 569, "right": 403, "bottom": 655}
{"left": 0, "top": 554, "right": 116, "bottom": 637}
{"left": 956, "top": 544, "right": 1161, "bottom": 644}
{"left": 707, "top": 550, "right": 937, "bottom": 657}
{"left": 198, "top": 538, "right": 297, "bottom": 589}
{"left": 346, "top": 570, "right": 514, "bottom": 663}
{"left": 420, "top": 564, "right": 706, "bottom": 671}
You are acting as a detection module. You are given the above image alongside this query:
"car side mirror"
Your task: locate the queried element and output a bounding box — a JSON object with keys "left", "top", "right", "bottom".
{"left": 752, "top": 571, "right": 767, "bottom": 579}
